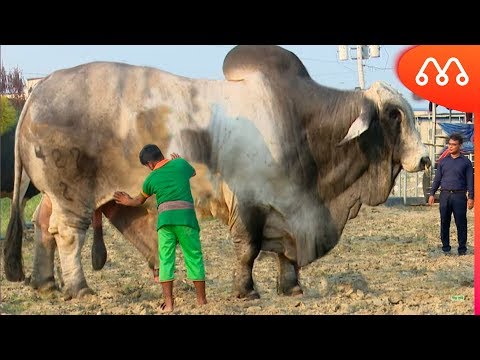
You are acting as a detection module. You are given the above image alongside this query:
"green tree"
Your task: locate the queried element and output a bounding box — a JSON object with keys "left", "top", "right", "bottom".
{"left": 0, "top": 65, "right": 26, "bottom": 134}
{"left": 0, "top": 95, "right": 18, "bottom": 134}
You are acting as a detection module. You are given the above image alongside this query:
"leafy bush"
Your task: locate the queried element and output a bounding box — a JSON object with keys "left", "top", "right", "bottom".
{"left": 1, "top": 95, "right": 18, "bottom": 134}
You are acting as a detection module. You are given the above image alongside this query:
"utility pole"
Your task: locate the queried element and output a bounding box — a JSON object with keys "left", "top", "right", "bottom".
{"left": 356, "top": 45, "right": 365, "bottom": 90}
{"left": 0, "top": 44, "right": 2, "bottom": 306}
{"left": 338, "top": 45, "right": 380, "bottom": 90}
{"left": 0, "top": 44, "right": 2, "bottom": 93}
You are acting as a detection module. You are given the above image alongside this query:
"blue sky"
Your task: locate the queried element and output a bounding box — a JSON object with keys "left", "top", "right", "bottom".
{"left": 0, "top": 45, "right": 448, "bottom": 112}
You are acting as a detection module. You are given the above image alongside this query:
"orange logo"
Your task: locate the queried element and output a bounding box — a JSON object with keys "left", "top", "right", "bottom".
{"left": 396, "top": 45, "right": 480, "bottom": 112}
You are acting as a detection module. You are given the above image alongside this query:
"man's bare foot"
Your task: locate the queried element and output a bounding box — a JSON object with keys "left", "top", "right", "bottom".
{"left": 197, "top": 298, "right": 207, "bottom": 306}
{"left": 193, "top": 281, "right": 207, "bottom": 306}
{"left": 160, "top": 302, "right": 173, "bottom": 313}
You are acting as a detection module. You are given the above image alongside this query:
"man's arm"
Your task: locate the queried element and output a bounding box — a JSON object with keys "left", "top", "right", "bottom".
{"left": 428, "top": 161, "right": 443, "bottom": 205}
{"left": 113, "top": 191, "right": 148, "bottom": 207}
{"left": 466, "top": 160, "right": 474, "bottom": 200}
{"left": 466, "top": 159, "right": 474, "bottom": 209}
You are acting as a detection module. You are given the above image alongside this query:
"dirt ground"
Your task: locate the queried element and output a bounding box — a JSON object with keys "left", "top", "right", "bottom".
{"left": 0, "top": 203, "right": 474, "bottom": 315}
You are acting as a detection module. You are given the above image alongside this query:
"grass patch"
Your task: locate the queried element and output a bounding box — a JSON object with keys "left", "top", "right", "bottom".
{"left": 1, "top": 194, "right": 42, "bottom": 238}
{"left": 0, "top": 294, "right": 29, "bottom": 314}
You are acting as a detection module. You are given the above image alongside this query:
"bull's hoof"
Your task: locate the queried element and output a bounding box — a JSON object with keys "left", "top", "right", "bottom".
{"left": 278, "top": 285, "right": 303, "bottom": 297}
{"left": 39, "top": 282, "right": 59, "bottom": 293}
{"left": 78, "top": 287, "right": 96, "bottom": 298}
{"left": 63, "top": 286, "right": 95, "bottom": 301}
{"left": 235, "top": 289, "right": 260, "bottom": 300}
{"left": 31, "top": 277, "right": 58, "bottom": 293}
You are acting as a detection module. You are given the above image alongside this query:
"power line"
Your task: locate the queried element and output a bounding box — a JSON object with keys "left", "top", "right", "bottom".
{"left": 300, "top": 57, "right": 339, "bottom": 64}
{"left": 364, "top": 65, "right": 393, "bottom": 70}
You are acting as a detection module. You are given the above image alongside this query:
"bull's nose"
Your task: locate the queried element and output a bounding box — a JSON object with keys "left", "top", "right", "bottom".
{"left": 420, "top": 156, "right": 431, "bottom": 170}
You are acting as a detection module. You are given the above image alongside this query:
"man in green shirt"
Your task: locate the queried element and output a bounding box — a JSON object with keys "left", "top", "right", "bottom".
{"left": 113, "top": 144, "right": 207, "bottom": 313}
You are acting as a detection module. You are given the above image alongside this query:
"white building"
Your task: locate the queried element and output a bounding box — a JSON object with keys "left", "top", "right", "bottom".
{"left": 24, "top": 77, "right": 44, "bottom": 97}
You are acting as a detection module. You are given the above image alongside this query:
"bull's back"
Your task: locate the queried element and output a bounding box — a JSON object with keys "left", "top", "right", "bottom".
{"left": 26, "top": 63, "right": 163, "bottom": 134}
{"left": 18, "top": 62, "right": 202, "bottom": 208}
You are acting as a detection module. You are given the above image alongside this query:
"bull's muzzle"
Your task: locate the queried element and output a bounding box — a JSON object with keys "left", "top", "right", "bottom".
{"left": 420, "top": 156, "right": 432, "bottom": 172}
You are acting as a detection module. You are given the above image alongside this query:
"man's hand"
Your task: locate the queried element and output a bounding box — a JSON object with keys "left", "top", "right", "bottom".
{"left": 114, "top": 191, "right": 148, "bottom": 207}
{"left": 170, "top": 153, "right": 181, "bottom": 159}
{"left": 113, "top": 191, "right": 132, "bottom": 205}
{"left": 467, "top": 198, "right": 474, "bottom": 210}
{"left": 428, "top": 195, "right": 435, "bottom": 206}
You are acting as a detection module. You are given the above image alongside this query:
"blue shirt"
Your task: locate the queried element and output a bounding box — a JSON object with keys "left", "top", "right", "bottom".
{"left": 430, "top": 155, "right": 474, "bottom": 199}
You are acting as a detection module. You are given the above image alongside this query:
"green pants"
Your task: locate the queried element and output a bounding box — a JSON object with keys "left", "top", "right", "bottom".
{"left": 157, "top": 225, "right": 205, "bottom": 282}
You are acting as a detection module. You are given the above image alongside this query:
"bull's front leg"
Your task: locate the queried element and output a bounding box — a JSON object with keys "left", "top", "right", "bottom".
{"left": 230, "top": 206, "right": 265, "bottom": 300}
{"left": 276, "top": 254, "right": 303, "bottom": 296}
{"left": 232, "top": 233, "right": 260, "bottom": 299}
{"left": 31, "top": 195, "right": 58, "bottom": 293}
{"left": 262, "top": 209, "right": 303, "bottom": 296}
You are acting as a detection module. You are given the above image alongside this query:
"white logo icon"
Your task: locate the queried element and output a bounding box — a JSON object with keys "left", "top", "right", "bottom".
{"left": 415, "top": 57, "right": 469, "bottom": 87}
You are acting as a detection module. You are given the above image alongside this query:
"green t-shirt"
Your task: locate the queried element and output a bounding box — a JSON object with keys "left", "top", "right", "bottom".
{"left": 142, "top": 158, "right": 200, "bottom": 231}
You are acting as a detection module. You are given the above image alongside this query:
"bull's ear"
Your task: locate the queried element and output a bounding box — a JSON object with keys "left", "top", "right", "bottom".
{"left": 337, "top": 109, "right": 371, "bottom": 146}
{"left": 386, "top": 107, "right": 402, "bottom": 123}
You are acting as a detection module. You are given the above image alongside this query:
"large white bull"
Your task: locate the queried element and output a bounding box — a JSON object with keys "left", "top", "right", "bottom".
{"left": 4, "top": 45, "right": 430, "bottom": 299}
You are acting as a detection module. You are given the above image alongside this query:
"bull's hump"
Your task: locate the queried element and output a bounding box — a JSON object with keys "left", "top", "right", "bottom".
{"left": 366, "top": 81, "right": 405, "bottom": 102}
{"left": 223, "top": 45, "right": 311, "bottom": 81}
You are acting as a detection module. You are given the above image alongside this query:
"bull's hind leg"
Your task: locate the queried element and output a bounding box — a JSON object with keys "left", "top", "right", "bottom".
{"left": 55, "top": 223, "right": 94, "bottom": 300}
{"left": 54, "top": 223, "right": 93, "bottom": 300}
{"left": 277, "top": 254, "right": 303, "bottom": 296}
{"left": 48, "top": 204, "right": 94, "bottom": 300}
{"left": 31, "top": 194, "right": 58, "bottom": 293}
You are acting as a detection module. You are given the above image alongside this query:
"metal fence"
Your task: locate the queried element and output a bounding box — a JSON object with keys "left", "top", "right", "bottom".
{"left": 388, "top": 110, "right": 473, "bottom": 206}
{"left": 389, "top": 170, "right": 426, "bottom": 205}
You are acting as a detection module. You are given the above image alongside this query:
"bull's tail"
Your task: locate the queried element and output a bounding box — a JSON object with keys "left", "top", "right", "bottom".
{"left": 3, "top": 96, "right": 34, "bottom": 281}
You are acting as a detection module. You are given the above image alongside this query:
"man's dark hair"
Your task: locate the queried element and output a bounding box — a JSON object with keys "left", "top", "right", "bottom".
{"left": 449, "top": 133, "right": 464, "bottom": 146}
{"left": 139, "top": 144, "right": 164, "bottom": 165}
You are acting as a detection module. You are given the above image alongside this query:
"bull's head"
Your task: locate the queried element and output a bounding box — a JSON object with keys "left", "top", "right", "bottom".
{"left": 338, "top": 81, "right": 431, "bottom": 173}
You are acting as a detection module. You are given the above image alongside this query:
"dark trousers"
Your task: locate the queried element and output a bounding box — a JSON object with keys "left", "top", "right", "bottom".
{"left": 439, "top": 191, "right": 468, "bottom": 253}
